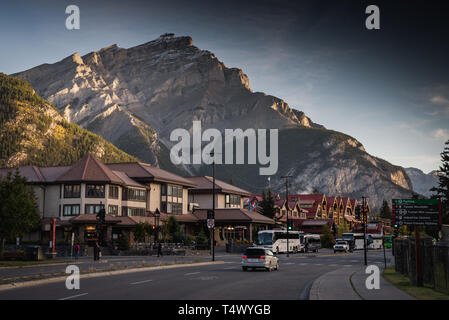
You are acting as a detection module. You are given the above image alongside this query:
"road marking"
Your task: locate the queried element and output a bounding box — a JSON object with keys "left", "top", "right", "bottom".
{"left": 343, "top": 265, "right": 353, "bottom": 267}
{"left": 223, "top": 267, "right": 236, "bottom": 269}
{"left": 298, "top": 263, "right": 309, "bottom": 266}
{"left": 58, "top": 293, "right": 88, "bottom": 300}
{"left": 184, "top": 272, "right": 201, "bottom": 276}
{"left": 314, "top": 264, "right": 323, "bottom": 266}
{"left": 350, "top": 260, "right": 359, "bottom": 262}
{"left": 130, "top": 279, "right": 153, "bottom": 285}
{"left": 285, "top": 262, "right": 294, "bottom": 265}
{"left": 329, "top": 264, "right": 338, "bottom": 267}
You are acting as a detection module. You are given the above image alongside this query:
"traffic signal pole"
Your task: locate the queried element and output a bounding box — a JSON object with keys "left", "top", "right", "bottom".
{"left": 212, "top": 156, "right": 215, "bottom": 262}
{"left": 362, "top": 196, "right": 367, "bottom": 266}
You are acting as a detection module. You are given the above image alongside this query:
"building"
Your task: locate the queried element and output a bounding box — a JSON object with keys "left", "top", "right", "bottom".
{"left": 0, "top": 154, "right": 197, "bottom": 245}
{"left": 183, "top": 176, "right": 275, "bottom": 245}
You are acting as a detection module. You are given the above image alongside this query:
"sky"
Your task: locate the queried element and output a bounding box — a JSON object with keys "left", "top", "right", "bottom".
{"left": 1, "top": 0, "right": 448, "bottom": 173}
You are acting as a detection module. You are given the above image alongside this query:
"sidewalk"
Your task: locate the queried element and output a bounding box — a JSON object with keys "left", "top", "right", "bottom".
{"left": 309, "top": 265, "right": 416, "bottom": 300}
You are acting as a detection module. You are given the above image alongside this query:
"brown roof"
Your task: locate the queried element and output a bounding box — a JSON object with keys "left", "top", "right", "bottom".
{"left": 107, "top": 162, "right": 196, "bottom": 187}
{"left": 184, "top": 176, "right": 251, "bottom": 196}
{"left": 192, "top": 208, "right": 275, "bottom": 224}
{"left": 112, "top": 170, "right": 146, "bottom": 188}
{"left": 57, "top": 154, "right": 123, "bottom": 184}
{"left": 70, "top": 214, "right": 137, "bottom": 226}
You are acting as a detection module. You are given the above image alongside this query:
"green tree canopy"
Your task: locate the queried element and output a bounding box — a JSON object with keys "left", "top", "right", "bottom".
{"left": 258, "top": 188, "right": 276, "bottom": 219}
{"left": 430, "top": 139, "right": 449, "bottom": 224}
{"left": 0, "top": 170, "right": 40, "bottom": 251}
{"left": 379, "top": 199, "right": 392, "bottom": 220}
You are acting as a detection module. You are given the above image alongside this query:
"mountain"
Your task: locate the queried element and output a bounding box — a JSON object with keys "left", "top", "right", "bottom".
{"left": 13, "top": 34, "right": 415, "bottom": 209}
{"left": 404, "top": 167, "right": 439, "bottom": 197}
{"left": 0, "top": 72, "right": 136, "bottom": 167}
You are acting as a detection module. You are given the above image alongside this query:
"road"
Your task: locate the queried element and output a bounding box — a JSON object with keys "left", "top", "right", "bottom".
{"left": 0, "top": 249, "right": 392, "bottom": 300}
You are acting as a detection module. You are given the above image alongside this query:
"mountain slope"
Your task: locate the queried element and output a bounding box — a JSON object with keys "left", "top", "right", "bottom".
{"left": 0, "top": 73, "right": 137, "bottom": 167}
{"left": 404, "top": 167, "right": 439, "bottom": 197}
{"left": 13, "top": 34, "right": 415, "bottom": 209}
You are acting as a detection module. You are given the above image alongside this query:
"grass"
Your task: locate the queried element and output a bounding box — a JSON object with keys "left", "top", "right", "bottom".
{"left": 0, "top": 260, "right": 70, "bottom": 267}
{"left": 383, "top": 267, "right": 449, "bottom": 300}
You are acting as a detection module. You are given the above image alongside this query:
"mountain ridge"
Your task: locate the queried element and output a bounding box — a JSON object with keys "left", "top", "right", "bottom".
{"left": 13, "top": 34, "right": 416, "bottom": 209}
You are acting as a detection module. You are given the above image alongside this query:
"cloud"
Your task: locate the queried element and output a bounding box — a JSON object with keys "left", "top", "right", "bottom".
{"left": 432, "top": 128, "right": 449, "bottom": 141}
{"left": 427, "top": 84, "right": 449, "bottom": 117}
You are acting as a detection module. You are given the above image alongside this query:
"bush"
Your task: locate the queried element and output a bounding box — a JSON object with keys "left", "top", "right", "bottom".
{"left": 118, "top": 234, "right": 130, "bottom": 251}
{"left": 196, "top": 230, "right": 208, "bottom": 246}
{"left": 2, "top": 250, "right": 25, "bottom": 261}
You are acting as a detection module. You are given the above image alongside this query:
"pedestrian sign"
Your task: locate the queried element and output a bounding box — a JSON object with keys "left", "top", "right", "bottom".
{"left": 207, "top": 219, "right": 215, "bottom": 229}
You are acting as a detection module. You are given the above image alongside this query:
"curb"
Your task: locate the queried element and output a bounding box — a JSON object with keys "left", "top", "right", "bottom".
{"left": 0, "top": 261, "right": 227, "bottom": 291}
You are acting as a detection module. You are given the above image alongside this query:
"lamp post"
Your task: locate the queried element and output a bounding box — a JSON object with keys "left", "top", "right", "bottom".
{"left": 281, "top": 175, "right": 292, "bottom": 257}
{"left": 154, "top": 208, "right": 160, "bottom": 243}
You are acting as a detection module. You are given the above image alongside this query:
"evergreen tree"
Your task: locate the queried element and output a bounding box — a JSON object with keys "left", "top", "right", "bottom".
{"left": 430, "top": 139, "right": 449, "bottom": 224}
{"left": 259, "top": 188, "right": 276, "bottom": 219}
{"left": 320, "top": 224, "right": 335, "bottom": 248}
{"left": 379, "top": 199, "right": 392, "bottom": 220}
{"left": 0, "top": 170, "right": 40, "bottom": 252}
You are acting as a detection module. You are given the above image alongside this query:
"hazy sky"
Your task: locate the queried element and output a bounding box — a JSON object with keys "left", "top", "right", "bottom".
{"left": 1, "top": 0, "right": 448, "bottom": 173}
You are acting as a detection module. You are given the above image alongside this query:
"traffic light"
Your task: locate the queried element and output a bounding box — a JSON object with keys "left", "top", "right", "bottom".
{"left": 152, "top": 225, "right": 156, "bottom": 230}
{"left": 393, "top": 224, "right": 399, "bottom": 238}
{"left": 207, "top": 209, "right": 215, "bottom": 220}
{"left": 287, "top": 220, "right": 293, "bottom": 230}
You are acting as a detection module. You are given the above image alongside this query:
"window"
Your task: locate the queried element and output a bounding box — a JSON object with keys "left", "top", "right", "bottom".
{"left": 109, "top": 186, "right": 119, "bottom": 199}
{"left": 122, "top": 206, "right": 146, "bottom": 217}
{"left": 122, "top": 188, "right": 146, "bottom": 201}
{"left": 64, "top": 185, "right": 81, "bottom": 198}
{"left": 85, "top": 204, "right": 105, "bottom": 214}
{"left": 108, "top": 205, "right": 118, "bottom": 216}
{"left": 86, "top": 185, "right": 105, "bottom": 198}
{"left": 161, "top": 184, "right": 183, "bottom": 214}
{"left": 63, "top": 204, "right": 80, "bottom": 216}
{"left": 225, "top": 194, "right": 241, "bottom": 207}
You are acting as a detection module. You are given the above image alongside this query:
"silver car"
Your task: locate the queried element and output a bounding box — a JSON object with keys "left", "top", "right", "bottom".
{"left": 333, "top": 240, "right": 350, "bottom": 253}
{"left": 241, "top": 247, "right": 279, "bottom": 271}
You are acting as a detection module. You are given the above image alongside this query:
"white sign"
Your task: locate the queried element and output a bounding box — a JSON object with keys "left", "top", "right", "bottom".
{"left": 207, "top": 219, "right": 215, "bottom": 228}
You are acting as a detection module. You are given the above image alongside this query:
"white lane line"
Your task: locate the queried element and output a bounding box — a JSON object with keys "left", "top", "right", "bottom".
{"left": 130, "top": 279, "right": 153, "bottom": 285}
{"left": 223, "top": 267, "right": 236, "bottom": 269}
{"left": 314, "top": 264, "right": 323, "bottom": 266}
{"left": 350, "top": 260, "right": 359, "bottom": 262}
{"left": 184, "top": 272, "right": 201, "bottom": 276}
{"left": 329, "top": 264, "right": 338, "bottom": 267}
{"left": 298, "top": 263, "right": 309, "bottom": 266}
{"left": 343, "top": 265, "right": 353, "bottom": 267}
{"left": 285, "top": 262, "right": 294, "bottom": 265}
{"left": 58, "top": 293, "right": 88, "bottom": 300}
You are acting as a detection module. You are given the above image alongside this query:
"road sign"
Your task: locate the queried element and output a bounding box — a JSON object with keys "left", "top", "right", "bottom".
{"left": 207, "top": 219, "right": 215, "bottom": 228}
{"left": 392, "top": 199, "right": 442, "bottom": 227}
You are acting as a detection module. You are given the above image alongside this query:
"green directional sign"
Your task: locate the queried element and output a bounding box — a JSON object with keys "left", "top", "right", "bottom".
{"left": 392, "top": 199, "right": 441, "bottom": 227}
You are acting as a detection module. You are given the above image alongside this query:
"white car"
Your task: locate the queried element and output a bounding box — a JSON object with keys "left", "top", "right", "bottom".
{"left": 241, "top": 247, "right": 279, "bottom": 271}
{"left": 333, "top": 240, "right": 350, "bottom": 253}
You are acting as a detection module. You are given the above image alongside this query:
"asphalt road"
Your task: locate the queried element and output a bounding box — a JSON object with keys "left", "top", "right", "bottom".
{"left": 0, "top": 249, "right": 392, "bottom": 300}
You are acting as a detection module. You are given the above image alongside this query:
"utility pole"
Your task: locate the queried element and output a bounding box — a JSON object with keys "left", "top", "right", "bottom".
{"left": 382, "top": 225, "right": 387, "bottom": 269}
{"left": 362, "top": 196, "right": 368, "bottom": 266}
{"left": 212, "top": 153, "right": 215, "bottom": 262}
{"left": 281, "top": 175, "right": 292, "bottom": 257}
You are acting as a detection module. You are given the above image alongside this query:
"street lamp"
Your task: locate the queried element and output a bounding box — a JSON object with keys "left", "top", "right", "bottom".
{"left": 154, "top": 208, "right": 160, "bottom": 242}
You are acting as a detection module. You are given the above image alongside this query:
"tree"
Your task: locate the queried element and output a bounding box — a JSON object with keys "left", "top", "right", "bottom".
{"left": 229, "top": 179, "right": 235, "bottom": 186}
{"left": 134, "top": 222, "right": 153, "bottom": 243}
{"left": 338, "top": 220, "right": 350, "bottom": 238}
{"left": 379, "top": 200, "right": 392, "bottom": 220}
{"left": 320, "top": 224, "right": 335, "bottom": 248}
{"left": 163, "top": 216, "right": 182, "bottom": 242}
{"left": 430, "top": 139, "right": 449, "bottom": 224}
{"left": 0, "top": 171, "right": 40, "bottom": 252}
{"left": 258, "top": 188, "right": 276, "bottom": 219}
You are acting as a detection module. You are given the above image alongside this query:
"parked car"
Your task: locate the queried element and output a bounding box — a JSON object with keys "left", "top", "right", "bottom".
{"left": 241, "top": 247, "right": 279, "bottom": 271}
{"left": 333, "top": 240, "right": 350, "bottom": 253}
